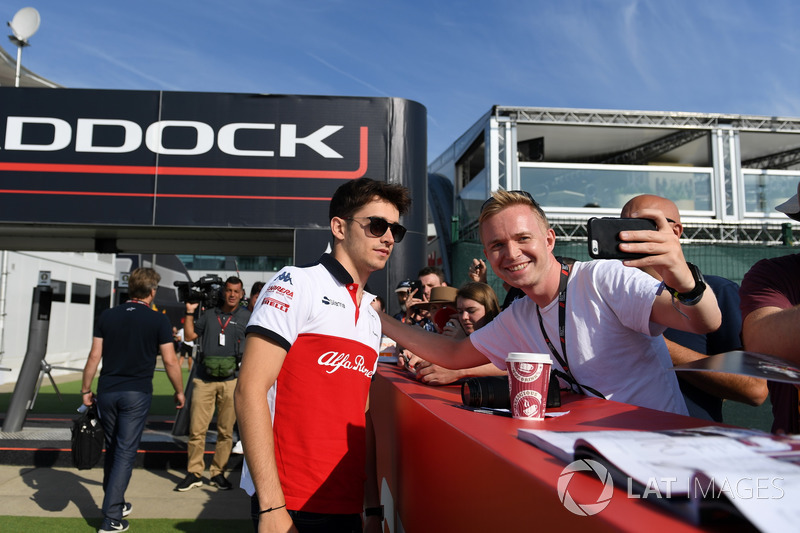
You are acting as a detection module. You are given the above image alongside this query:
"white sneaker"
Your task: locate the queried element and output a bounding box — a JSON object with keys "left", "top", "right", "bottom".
{"left": 232, "top": 440, "right": 243, "bottom": 454}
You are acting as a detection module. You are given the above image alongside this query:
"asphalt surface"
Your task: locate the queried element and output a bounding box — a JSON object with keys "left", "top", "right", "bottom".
{"left": 0, "top": 407, "right": 252, "bottom": 523}
{"left": 0, "top": 462, "right": 251, "bottom": 521}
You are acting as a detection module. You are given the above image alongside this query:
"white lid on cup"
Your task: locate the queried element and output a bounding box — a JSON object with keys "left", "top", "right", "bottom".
{"left": 506, "top": 352, "right": 552, "bottom": 364}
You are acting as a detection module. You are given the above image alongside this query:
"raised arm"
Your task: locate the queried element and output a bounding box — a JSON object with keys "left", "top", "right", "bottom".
{"left": 234, "top": 333, "right": 296, "bottom": 533}
{"left": 379, "top": 312, "right": 488, "bottom": 369}
{"left": 619, "top": 208, "right": 721, "bottom": 334}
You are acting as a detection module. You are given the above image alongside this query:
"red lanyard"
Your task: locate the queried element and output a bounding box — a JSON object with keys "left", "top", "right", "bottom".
{"left": 217, "top": 315, "right": 233, "bottom": 333}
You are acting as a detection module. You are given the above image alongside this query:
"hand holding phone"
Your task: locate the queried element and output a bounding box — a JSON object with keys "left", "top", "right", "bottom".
{"left": 408, "top": 279, "right": 423, "bottom": 297}
{"left": 587, "top": 217, "right": 657, "bottom": 260}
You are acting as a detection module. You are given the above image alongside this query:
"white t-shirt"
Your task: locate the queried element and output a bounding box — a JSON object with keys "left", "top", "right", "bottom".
{"left": 470, "top": 259, "right": 688, "bottom": 415}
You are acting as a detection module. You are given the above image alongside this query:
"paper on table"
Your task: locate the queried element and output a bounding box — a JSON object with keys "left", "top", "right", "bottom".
{"left": 672, "top": 350, "right": 800, "bottom": 385}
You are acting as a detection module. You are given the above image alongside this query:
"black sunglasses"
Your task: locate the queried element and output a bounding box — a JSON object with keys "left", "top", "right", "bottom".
{"left": 480, "top": 190, "right": 539, "bottom": 213}
{"left": 347, "top": 216, "right": 407, "bottom": 243}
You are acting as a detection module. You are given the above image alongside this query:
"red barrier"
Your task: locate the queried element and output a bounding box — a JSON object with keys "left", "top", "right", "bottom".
{"left": 371, "top": 364, "right": 716, "bottom": 532}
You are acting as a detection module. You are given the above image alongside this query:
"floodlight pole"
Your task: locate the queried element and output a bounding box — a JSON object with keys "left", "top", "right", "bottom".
{"left": 7, "top": 35, "right": 30, "bottom": 88}
{"left": 14, "top": 40, "right": 23, "bottom": 87}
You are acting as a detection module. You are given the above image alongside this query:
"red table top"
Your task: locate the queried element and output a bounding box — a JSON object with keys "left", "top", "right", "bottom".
{"left": 372, "top": 363, "right": 740, "bottom": 532}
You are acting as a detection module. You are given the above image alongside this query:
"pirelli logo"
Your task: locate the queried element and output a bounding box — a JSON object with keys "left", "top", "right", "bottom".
{"left": 264, "top": 297, "right": 290, "bottom": 313}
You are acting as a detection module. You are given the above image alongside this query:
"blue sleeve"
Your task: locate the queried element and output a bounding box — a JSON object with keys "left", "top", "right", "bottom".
{"left": 664, "top": 275, "right": 741, "bottom": 355}
{"left": 158, "top": 315, "right": 174, "bottom": 345}
{"left": 704, "top": 275, "right": 742, "bottom": 353}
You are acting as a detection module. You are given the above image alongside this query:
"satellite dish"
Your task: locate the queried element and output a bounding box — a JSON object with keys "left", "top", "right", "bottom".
{"left": 8, "top": 7, "right": 41, "bottom": 42}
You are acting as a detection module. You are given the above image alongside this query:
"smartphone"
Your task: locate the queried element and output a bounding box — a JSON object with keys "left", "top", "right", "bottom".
{"left": 409, "top": 279, "right": 423, "bottom": 296}
{"left": 587, "top": 217, "right": 657, "bottom": 260}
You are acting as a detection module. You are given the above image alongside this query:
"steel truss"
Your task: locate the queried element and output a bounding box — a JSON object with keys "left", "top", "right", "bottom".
{"left": 459, "top": 218, "right": 799, "bottom": 247}
{"left": 497, "top": 107, "right": 800, "bottom": 133}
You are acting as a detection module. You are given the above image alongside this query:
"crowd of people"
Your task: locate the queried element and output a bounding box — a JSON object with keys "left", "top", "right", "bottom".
{"left": 79, "top": 176, "right": 800, "bottom": 533}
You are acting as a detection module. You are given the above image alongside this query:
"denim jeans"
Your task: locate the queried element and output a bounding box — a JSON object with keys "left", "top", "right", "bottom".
{"left": 96, "top": 390, "right": 152, "bottom": 521}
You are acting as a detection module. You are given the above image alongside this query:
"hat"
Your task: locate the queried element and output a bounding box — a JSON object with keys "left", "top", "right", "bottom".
{"left": 413, "top": 286, "right": 458, "bottom": 309}
{"left": 395, "top": 280, "right": 412, "bottom": 293}
{"left": 776, "top": 181, "right": 800, "bottom": 222}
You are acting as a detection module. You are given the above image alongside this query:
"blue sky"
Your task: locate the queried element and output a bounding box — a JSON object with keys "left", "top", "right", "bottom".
{"left": 3, "top": 0, "right": 799, "bottom": 160}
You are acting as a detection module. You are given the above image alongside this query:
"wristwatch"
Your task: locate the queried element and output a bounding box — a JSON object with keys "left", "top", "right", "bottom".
{"left": 663, "top": 262, "right": 706, "bottom": 306}
{"left": 364, "top": 506, "right": 384, "bottom": 521}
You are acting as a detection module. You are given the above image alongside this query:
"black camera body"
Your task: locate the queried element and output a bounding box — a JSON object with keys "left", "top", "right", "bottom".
{"left": 174, "top": 274, "right": 224, "bottom": 309}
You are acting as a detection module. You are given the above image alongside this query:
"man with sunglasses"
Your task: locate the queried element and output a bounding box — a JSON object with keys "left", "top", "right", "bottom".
{"left": 383, "top": 189, "right": 722, "bottom": 415}
{"left": 235, "top": 177, "right": 410, "bottom": 533}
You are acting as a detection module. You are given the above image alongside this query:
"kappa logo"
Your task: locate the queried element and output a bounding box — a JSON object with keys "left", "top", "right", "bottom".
{"left": 322, "top": 296, "right": 346, "bottom": 308}
{"left": 274, "top": 272, "right": 293, "bottom": 285}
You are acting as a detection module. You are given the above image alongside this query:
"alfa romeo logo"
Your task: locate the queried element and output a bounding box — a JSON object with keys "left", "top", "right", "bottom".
{"left": 557, "top": 459, "right": 614, "bottom": 516}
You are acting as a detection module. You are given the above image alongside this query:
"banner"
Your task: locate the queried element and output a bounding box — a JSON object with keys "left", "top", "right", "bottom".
{"left": 0, "top": 88, "right": 426, "bottom": 229}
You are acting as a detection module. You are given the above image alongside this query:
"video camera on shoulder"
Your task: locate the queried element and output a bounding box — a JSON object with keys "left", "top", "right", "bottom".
{"left": 174, "top": 274, "right": 224, "bottom": 309}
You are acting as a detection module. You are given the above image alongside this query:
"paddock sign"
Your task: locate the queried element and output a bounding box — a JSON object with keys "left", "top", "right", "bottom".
{"left": 0, "top": 88, "right": 426, "bottom": 229}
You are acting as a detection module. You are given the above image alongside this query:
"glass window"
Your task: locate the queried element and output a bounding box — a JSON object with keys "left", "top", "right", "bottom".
{"left": 742, "top": 170, "right": 800, "bottom": 217}
{"left": 51, "top": 279, "right": 66, "bottom": 302}
{"left": 94, "top": 279, "right": 112, "bottom": 326}
{"left": 71, "top": 282, "right": 91, "bottom": 304}
{"left": 519, "top": 165, "right": 713, "bottom": 212}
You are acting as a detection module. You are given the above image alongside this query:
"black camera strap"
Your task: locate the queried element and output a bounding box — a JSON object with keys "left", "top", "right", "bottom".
{"left": 535, "top": 257, "right": 606, "bottom": 400}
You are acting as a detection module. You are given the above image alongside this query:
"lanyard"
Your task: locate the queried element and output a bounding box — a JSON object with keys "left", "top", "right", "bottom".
{"left": 217, "top": 314, "right": 233, "bottom": 333}
{"left": 535, "top": 258, "right": 605, "bottom": 399}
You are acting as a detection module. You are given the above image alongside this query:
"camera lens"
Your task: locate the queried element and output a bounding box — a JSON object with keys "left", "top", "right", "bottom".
{"left": 461, "top": 376, "right": 510, "bottom": 409}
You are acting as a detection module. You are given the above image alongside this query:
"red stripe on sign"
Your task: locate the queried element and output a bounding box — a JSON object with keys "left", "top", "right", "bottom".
{"left": 0, "top": 189, "right": 331, "bottom": 201}
{"left": 0, "top": 127, "right": 369, "bottom": 180}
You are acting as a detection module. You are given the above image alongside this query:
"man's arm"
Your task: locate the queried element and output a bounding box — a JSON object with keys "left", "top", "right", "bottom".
{"left": 80, "top": 337, "right": 103, "bottom": 406}
{"left": 159, "top": 341, "right": 186, "bottom": 409}
{"left": 363, "top": 394, "right": 381, "bottom": 533}
{"left": 182, "top": 302, "right": 200, "bottom": 342}
{"left": 666, "top": 339, "right": 767, "bottom": 406}
{"left": 619, "top": 208, "right": 721, "bottom": 334}
{"left": 416, "top": 362, "right": 507, "bottom": 386}
{"left": 743, "top": 305, "right": 800, "bottom": 366}
{"left": 379, "top": 312, "right": 488, "bottom": 369}
{"left": 234, "top": 333, "right": 296, "bottom": 533}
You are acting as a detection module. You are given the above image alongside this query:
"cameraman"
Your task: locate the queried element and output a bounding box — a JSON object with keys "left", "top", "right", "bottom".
{"left": 175, "top": 276, "right": 250, "bottom": 492}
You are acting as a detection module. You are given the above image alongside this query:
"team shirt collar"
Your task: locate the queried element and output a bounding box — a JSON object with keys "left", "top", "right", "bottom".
{"left": 319, "top": 253, "right": 355, "bottom": 287}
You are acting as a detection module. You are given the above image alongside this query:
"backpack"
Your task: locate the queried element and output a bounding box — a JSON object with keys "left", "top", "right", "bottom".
{"left": 71, "top": 403, "right": 105, "bottom": 470}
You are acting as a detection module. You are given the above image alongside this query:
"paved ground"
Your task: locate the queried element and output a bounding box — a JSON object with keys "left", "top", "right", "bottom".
{"left": 0, "top": 462, "right": 252, "bottom": 521}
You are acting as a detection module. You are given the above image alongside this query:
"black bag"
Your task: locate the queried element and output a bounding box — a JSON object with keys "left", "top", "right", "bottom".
{"left": 71, "top": 403, "right": 105, "bottom": 470}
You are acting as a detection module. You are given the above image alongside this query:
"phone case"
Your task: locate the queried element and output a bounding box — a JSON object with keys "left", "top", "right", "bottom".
{"left": 587, "top": 217, "right": 657, "bottom": 260}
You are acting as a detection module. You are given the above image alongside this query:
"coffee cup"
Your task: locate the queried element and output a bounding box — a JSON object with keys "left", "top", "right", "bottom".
{"left": 505, "top": 352, "right": 552, "bottom": 420}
